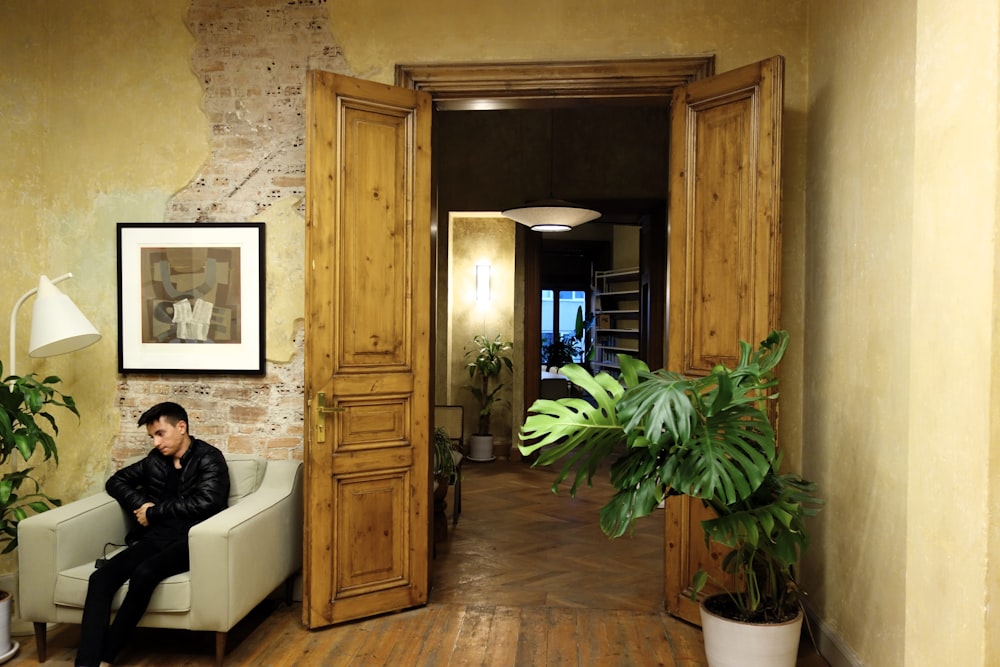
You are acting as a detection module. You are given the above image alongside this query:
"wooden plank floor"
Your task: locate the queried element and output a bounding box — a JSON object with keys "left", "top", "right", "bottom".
{"left": 7, "top": 458, "right": 830, "bottom": 666}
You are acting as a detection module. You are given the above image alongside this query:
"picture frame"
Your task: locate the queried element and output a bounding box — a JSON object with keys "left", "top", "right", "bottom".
{"left": 117, "top": 222, "right": 266, "bottom": 374}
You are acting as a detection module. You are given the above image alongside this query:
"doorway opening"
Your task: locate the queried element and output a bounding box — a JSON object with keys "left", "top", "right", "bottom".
{"left": 397, "top": 57, "right": 713, "bottom": 609}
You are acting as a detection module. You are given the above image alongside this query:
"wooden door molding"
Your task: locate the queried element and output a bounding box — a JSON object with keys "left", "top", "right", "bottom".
{"left": 304, "top": 71, "right": 433, "bottom": 628}
{"left": 395, "top": 57, "right": 715, "bottom": 109}
{"left": 664, "top": 55, "right": 785, "bottom": 624}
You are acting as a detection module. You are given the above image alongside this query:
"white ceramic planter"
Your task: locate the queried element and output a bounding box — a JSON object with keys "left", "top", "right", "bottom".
{"left": 0, "top": 591, "right": 18, "bottom": 664}
{"left": 467, "top": 434, "right": 495, "bottom": 461}
{"left": 700, "top": 596, "right": 802, "bottom": 667}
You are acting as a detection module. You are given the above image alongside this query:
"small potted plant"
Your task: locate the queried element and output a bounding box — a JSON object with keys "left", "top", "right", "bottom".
{"left": 432, "top": 427, "right": 460, "bottom": 487}
{"left": 543, "top": 307, "right": 593, "bottom": 370}
{"left": 432, "top": 426, "right": 460, "bottom": 541}
{"left": 542, "top": 334, "right": 579, "bottom": 368}
{"left": 518, "top": 331, "right": 822, "bottom": 667}
{"left": 464, "top": 333, "right": 513, "bottom": 461}
{"left": 0, "top": 362, "right": 77, "bottom": 661}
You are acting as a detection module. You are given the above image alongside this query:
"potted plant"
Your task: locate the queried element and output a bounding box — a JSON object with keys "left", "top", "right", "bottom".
{"left": 518, "top": 330, "right": 822, "bottom": 667}
{"left": 543, "top": 307, "right": 594, "bottom": 370}
{"left": 542, "top": 334, "right": 579, "bottom": 368}
{"left": 464, "top": 333, "right": 513, "bottom": 461}
{"left": 0, "top": 362, "right": 77, "bottom": 662}
{"left": 432, "top": 426, "right": 461, "bottom": 542}
{"left": 432, "top": 427, "right": 460, "bottom": 487}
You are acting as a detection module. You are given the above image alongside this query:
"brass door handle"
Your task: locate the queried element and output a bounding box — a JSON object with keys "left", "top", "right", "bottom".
{"left": 315, "top": 392, "right": 344, "bottom": 442}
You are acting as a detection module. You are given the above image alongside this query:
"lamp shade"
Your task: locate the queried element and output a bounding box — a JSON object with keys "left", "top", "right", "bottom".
{"left": 28, "top": 275, "right": 102, "bottom": 358}
{"left": 501, "top": 199, "right": 601, "bottom": 232}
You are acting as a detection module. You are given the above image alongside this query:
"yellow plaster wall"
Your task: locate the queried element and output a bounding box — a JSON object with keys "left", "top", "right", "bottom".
{"left": 0, "top": 0, "right": 208, "bottom": 540}
{"left": 908, "top": 0, "right": 999, "bottom": 664}
{"left": 330, "top": 0, "right": 807, "bottom": 86}
{"left": 0, "top": 9, "right": 45, "bottom": 281}
{"left": 447, "top": 215, "right": 518, "bottom": 449}
{"left": 805, "top": 1, "right": 915, "bottom": 661}
{"left": 808, "top": 0, "right": 1000, "bottom": 664}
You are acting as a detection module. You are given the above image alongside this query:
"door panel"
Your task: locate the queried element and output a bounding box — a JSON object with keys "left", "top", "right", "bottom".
{"left": 665, "top": 56, "right": 784, "bottom": 625}
{"left": 304, "top": 70, "right": 432, "bottom": 629}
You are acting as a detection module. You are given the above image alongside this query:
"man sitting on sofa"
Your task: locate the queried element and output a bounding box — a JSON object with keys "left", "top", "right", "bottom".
{"left": 75, "top": 401, "right": 230, "bottom": 667}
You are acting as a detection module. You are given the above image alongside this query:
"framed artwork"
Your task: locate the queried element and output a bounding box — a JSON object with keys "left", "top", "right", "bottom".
{"left": 117, "top": 222, "right": 266, "bottom": 374}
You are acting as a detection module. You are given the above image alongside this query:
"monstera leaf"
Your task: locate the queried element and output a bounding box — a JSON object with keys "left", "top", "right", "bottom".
{"left": 519, "top": 363, "right": 627, "bottom": 496}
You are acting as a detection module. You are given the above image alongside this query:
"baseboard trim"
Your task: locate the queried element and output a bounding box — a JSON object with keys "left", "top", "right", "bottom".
{"left": 804, "top": 603, "right": 865, "bottom": 667}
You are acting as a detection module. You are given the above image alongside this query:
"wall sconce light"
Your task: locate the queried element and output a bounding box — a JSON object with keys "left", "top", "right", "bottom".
{"left": 476, "top": 263, "right": 491, "bottom": 302}
{"left": 9, "top": 273, "right": 102, "bottom": 379}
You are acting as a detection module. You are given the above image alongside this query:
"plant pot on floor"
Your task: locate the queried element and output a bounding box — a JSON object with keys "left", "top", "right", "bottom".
{"left": 699, "top": 594, "right": 802, "bottom": 667}
{"left": 0, "top": 591, "right": 19, "bottom": 663}
{"left": 467, "top": 434, "right": 495, "bottom": 461}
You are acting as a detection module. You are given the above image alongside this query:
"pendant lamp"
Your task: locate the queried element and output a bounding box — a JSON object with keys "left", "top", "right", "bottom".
{"left": 501, "top": 111, "right": 600, "bottom": 232}
{"left": 501, "top": 199, "right": 601, "bottom": 232}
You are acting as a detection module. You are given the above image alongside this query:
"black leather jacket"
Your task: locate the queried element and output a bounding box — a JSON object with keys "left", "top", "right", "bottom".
{"left": 106, "top": 438, "right": 230, "bottom": 542}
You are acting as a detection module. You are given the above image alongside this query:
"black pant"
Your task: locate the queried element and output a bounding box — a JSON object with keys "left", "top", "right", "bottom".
{"left": 75, "top": 537, "right": 190, "bottom": 666}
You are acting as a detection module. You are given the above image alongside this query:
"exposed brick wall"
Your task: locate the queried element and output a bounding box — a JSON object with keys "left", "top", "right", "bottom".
{"left": 114, "top": 0, "right": 351, "bottom": 465}
{"left": 170, "top": 0, "right": 349, "bottom": 222}
{"left": 115, "top": 327, "right": 305, "bottom": 464}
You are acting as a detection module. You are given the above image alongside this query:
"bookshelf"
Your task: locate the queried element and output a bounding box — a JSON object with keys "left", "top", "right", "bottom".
{"left": 592, "top": 268, "right": 640, "bottom": 372}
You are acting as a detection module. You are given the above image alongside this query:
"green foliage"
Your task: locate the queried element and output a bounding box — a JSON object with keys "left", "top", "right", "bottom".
{"left": 0, "top": 361, "right": 77, "bottom": 553}
{"left": 541, "top": 306, "right": 594, "bottom": 368}
{"left": 573, "top": 306, "right": 595, "bottom": 364}
{"left": 518, "top": 330, "right": 823, "bottom": 623}
{"left": 433, "top": 427, "right": 460, "bottom": 486}
{"left": 465, "top": 334, "right": 514, "bottom": 435}
{"left": 542, "top": 335, "right": 580, "bottom": 368}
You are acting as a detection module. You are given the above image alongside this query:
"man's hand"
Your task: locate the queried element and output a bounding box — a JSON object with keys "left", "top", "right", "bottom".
{"left": 135, "top": 502, "right": 155, "bottom": 527}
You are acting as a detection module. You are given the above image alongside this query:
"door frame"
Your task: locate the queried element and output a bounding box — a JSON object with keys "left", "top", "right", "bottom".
{"left": 395, "top": 58, "right": 714, "bottom": 110}
{"left": 395, "top": 56, "right": 715, "bottom": 418}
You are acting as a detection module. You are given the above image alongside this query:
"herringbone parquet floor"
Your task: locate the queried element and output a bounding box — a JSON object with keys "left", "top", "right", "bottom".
{"left": 432, "top": 456, "right": 669, "bottom": 612}
{"left": 8, "top": 456, "right": 830, "bottom": 666}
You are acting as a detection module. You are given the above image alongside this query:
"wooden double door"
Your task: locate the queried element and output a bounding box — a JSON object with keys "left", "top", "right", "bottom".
{"left": 302, "top": 56, "right": 783, "bottom": 629}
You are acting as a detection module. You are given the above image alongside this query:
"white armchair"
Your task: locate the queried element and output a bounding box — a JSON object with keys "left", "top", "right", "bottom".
{"left": 17, "top": 455, "right": 303, "bottom": 666}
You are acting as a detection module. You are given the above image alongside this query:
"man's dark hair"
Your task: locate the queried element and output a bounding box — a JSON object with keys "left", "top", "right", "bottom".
{"left": 137, "top": 402, "right": 189, "bottom": 429}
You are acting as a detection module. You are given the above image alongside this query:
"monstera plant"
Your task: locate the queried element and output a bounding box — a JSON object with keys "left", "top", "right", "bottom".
{"left": 518, "top": 331, "right": 822, "bottom": 640}
{"left": 0, "top": 362, "right": 77, "bottom": 553}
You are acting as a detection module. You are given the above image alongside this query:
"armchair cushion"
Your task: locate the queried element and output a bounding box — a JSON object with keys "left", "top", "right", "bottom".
{"left": 225, "top": 455, "right": 267, "bottom": 505}
{"left": 54, "top": 553, "right": 192, "bottom": 613}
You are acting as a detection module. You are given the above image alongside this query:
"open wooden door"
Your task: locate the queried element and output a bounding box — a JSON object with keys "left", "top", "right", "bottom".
{"left": 664, "top": 56, "right": 784, "bottom": 624}
{"left": 303, "top": 71, "right": 432, "bottom": 628}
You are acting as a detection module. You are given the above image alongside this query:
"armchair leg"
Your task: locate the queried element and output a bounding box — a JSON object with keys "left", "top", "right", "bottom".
{"left": 34, "top": 622, "right": 47, "bottom": 663}
{"left": 215, "top": 631, "right": 227, "bottom": 666}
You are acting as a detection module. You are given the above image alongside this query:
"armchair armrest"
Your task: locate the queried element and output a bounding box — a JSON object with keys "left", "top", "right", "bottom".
{"left": 188, "top": 460, "right": 302, "bottom": 631}
{"left": 18, "top": 493, "right": 129, "bottom": 621}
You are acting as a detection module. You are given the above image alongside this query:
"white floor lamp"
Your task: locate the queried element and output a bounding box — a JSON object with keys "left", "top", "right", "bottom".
{"left": 2, "top": 274, "right": 99, "bottom": 662}
{"left": 8, "top": 273, "right": 102, "bottom": 379}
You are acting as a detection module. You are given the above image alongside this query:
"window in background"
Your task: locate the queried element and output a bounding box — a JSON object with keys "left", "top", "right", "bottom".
{"left": 541, "top": 289, "right": 587, "bottom": 365}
